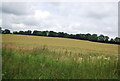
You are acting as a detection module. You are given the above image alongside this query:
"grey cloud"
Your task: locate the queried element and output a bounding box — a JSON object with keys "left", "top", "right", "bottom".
{"left": 2, "top": 2, "right": 34, "bottom": 15}
{"left": 2, "top": 2, "right": 118, "bottom": 38}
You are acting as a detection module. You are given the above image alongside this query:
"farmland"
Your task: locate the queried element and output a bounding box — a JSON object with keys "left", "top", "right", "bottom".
{"left": 2, "top": 34, "right": 119, "bottom": 79}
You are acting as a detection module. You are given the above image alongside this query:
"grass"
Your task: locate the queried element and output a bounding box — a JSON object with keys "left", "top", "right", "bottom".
{"left": 2, "top": 34, "right": 119, "bottom": 79}
{"left": 2, "top": 45, "right": 118, "bottom": 79}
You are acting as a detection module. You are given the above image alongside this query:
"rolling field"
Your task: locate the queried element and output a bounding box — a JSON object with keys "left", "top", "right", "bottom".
{"left": 2, "top": 34, "right": 119, "bottom": 79}
{"left": 2, "top": 34, "right": 118, "bottom": 55}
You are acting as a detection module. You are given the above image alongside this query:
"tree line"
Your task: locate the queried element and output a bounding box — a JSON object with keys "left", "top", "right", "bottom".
{"left": 1, "top": 28, "right": 120, "bottom": 44}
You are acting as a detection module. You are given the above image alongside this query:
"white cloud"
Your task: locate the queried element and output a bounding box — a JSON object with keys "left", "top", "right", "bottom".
{"left": 1, "top": 2, "right": 118, "bottom": 38}
{"left": 12, "top": 23, "right": 25, "bottom": 29}
{"left": 0, "top": 19, "right": 2, "bottom": 26}
{"left": 34, "top": 10, "right": 50, "bottom": 19}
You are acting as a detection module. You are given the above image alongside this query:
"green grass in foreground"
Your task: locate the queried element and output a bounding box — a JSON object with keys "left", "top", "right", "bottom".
{"left": 2, "top": 46, "right": 118, "bottom": 79}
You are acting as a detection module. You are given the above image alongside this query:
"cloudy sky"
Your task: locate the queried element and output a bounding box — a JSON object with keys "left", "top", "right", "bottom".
{"left": 1, "top": 2, "right": 118, "bottom": 38}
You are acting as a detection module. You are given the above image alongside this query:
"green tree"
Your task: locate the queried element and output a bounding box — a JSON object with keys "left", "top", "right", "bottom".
{"left": 2, "top": 29, "right": 11, "bottom": 34}
{"left": 33, "top": 30, "right": 43, "bottom": 36}
{"left": 79, "top": 34, "right": 86, "bottom": 40}
{"left": 13, "top": 31, "right": 19, "bottom": 34}
{"left": 19, "top": 31, "right": 24, "bottom": 34}
{"left": 104, "top": 36, "right": 109, "bottom": 42}
{"left": 90, "top": 34, "right": 98, "bottom": 41}
{"left": 110, "top": 38, "right": 115, "bottom": 43}
{"left": 49, "top": 31, "right": 57, "bottom": 37}
{"left": 98, "top": 34, "right": 105, "bottom": 42}
{"left": 75, "top": 34, "right": 80, "bottom": 39}
{"left": 58, "top": 32, "right": 65, "bottom": 37}
{"left": 26, "top": 30, "right": 32, "bottom": 35}
{"left": 114, "top": 37, "right": 120, "bottom": 43}
{"left": 0, "top": 27, "right": 2, "bottom": 34}
{"left": 85, "top": 33, "right": 91, "bottom": 40}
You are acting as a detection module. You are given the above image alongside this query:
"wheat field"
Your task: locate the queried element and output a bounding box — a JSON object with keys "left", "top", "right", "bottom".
{"left": 2, "top": 34, "right": 119, "bottom": 79}
{"left": 2, "top": 34, "right": 118, "bottom": 55}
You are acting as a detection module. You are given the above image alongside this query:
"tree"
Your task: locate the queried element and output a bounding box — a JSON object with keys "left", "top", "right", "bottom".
{"left": 98, "top": 34, "right": 105, "bottom": 42}
{"left": 19, "top": 31, "right": 24, "bottom": 34}
{"left": 64, "top": 33, "right": 69, "bottom": 38}
{"left": 68, "top": 34, "right": 75, "bottom": 39}
{"left": 85, "top": 33, "right": 91, "bottom": 40}
{"left": 110, "top": 38, "right": 115, "bottom": 43}
{"left": 58, "top": 32, "right": 65, "bottom": 37}
{"left": 48, "top": 31, "right": 57, "bottom": 37}
{"left": 104, "top": 36, "right": 109, "bottom": 42}
{"left": 75, "top": 34, "right": 80, "bottom": 39}
{"left": 33, "top": 30, "right": 45, "bottom": 36}
{"left": 79, "top": 34, "right": 86, "bottom": 40}
{"left": 25, "top": 30, "right": 32, "bottom": 35}
{"left": 114, "top": 37, "right": 120, "bottom": 43}
{"left": 8, "top": 28, "right": 120, "bottom": 44}
{"left": 90, "top": 34, "right": 98, "bottom": 41}
{"left": 0, "top": 27, "right": 2, "bottom": 34}
{"left": 33, "top": 30, "right": 38, "bottom": 35}
{"left": 41, "top": 31, "right": 47, "bottom": 36}
{"left": 13, "top": 31, "right": 19, "bottom": 34}
{"left": 2, "top": 29, "right": 11, "bottom": 34}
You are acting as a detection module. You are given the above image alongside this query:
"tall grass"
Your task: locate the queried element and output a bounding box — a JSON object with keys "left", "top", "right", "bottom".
{"left": 2, "top": 46, "right": 118, "bottom": 79}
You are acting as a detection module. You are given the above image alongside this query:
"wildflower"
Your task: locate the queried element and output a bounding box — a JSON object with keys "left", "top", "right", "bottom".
{"left": 107, "top": 57, "right": 110, "bottom": 60}
{"left": 78, "top": 57, "right": 83, "bottom": 62}
{"left": 97, "top": 56, "right": 102, "bottom": 59}
{"left": 104, "top": 57, "right": 110, "bottom": 60}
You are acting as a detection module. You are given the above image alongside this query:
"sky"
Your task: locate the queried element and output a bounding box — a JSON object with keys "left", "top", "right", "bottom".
{"left": 1, "top": 2, "right": 118, "bottom": 38}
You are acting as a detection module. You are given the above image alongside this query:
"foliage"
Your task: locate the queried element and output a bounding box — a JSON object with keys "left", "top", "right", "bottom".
{"left": 1, "top": 28, "right": 120, "bottom": 44}
{"left": 2, "top": 46, "right": 118, "bottom": 79}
